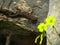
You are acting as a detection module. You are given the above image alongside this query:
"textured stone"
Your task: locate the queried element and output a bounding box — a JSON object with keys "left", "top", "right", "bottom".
{"left": 47, "top": 0, "right": 60, "bottom": 45}
{"left": 0, "top": 0, "right": 49, "bottom": 32}
{"left": 0, "top": 0, "right": 49, "bottom": 45}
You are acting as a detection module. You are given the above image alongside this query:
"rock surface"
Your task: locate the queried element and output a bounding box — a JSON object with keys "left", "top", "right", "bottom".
{"left": 0, "top": 0, "right": 49, "bottom": 45}
{"left": 0, "top": 0, "right": 49, "bottom": 32}
{"left": 47, "top": 0, "right": 60, "bottom": 45}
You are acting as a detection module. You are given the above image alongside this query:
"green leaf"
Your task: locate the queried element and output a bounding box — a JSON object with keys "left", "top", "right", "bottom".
{"left": 39, "top": 34, "right": 43, "bottom": 45}
{"left": 35, "top": 35, "right": 40, "bottom": 43}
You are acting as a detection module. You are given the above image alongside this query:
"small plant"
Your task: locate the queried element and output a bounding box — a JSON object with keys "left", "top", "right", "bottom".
{"left": 35, "top": 16, "right": 56, "bottom": 45}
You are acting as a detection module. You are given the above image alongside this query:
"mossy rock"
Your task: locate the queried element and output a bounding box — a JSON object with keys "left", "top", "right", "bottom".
{"left": 0, "top": 20, "right": 39, "bottom": 36}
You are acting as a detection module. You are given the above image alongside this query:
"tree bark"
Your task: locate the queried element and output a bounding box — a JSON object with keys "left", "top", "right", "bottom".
{"left": 47, "top": 0, "right": 60, "bottom": 45}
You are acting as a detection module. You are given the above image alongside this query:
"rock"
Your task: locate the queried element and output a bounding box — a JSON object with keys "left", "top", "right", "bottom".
{"left": 0, "top": 0, "right": 49, "bottom": 45}
{"left": 47, "top": 0, "right": 60, "bottom": 45}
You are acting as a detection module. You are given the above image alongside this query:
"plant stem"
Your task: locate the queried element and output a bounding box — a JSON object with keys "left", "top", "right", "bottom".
{"left": 5, "top": 34, "right": 11, "bottom": 45}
